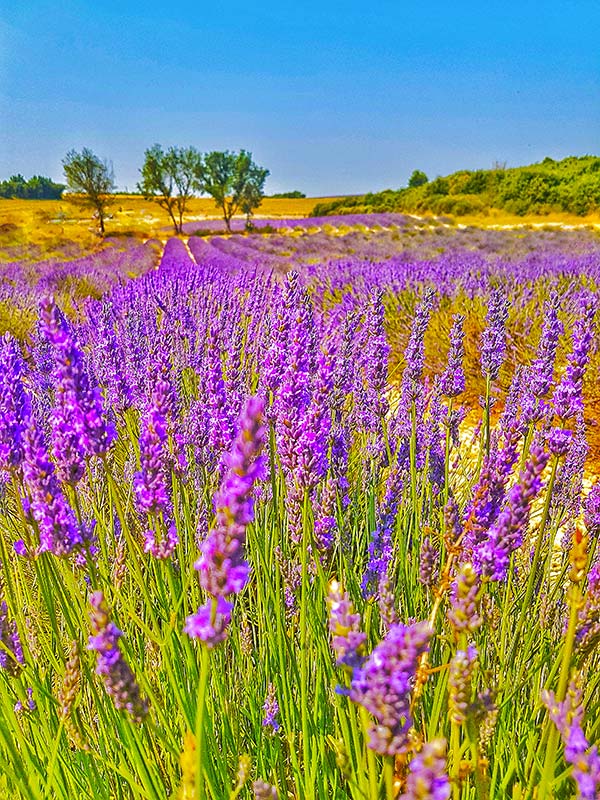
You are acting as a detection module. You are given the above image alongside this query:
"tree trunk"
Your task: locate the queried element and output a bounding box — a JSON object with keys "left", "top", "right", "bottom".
{"left": 168, "top": 207, "right": 179, "bottom": 234}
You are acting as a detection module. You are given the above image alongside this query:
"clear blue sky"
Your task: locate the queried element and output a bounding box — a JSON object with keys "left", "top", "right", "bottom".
{"left": 1, "top": 1, "right": 599, "bottom": 195}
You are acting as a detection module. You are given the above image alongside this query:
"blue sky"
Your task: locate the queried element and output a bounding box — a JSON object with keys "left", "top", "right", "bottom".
{"left": 1, "top": 0, "right": 599, "bottom": 195}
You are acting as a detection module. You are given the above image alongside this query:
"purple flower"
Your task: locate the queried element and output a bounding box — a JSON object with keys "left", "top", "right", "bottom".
{"left": 542, "top": 680, "right": 600, "bottom": 800}
{"left": 253, "top": 780, "right": 278, "bottom": 799}
{"left": 576, "top": 562, "right": 600, "bottom": 655}
{"left": 481, "top": 288, "right": 509, "bottom": 381}
{"left": 362, "top": 292, "right": 390, "bottom": 425}
{"left": 14, "top": 687, "right": 36, "bottom": 714}
{"left": 0, "top": 601, "right": 24, "bottom": 677}
{"left": 204, "top": 330, "right": 235, "bottom": 467}
{"left": 40, "top": 297, "right": 114, "bottom": 483}
{"left": 183, "top": 597, "right": 233, "bottom": 648}
{"left": 362, "top": 475, "right": 401, "bottom": 599}
{"left": 262, "top": 683, "right": 280, "bottom": 733}
{"left": 440, "top": 314, "right": 465, "bottom": 397}
{"left": 313, "top": 476, "right": 338, "bottom": 551}
{"left": 474, "top": 442, "right": 549, "bottom": 582}
{"left": 522, "top": 293, "right": 562, "bottom": 422}
{"left": 134, "top": 374, "right": 178, "bottom": 559}
{"left": 0, "top": 334, "right": 31, "bottom": 472}
{"left": 327, "top": 581, "right": 367, "bottom": 670}
{"left": 88, "top": 591, "right": 148, "bottom": 723}
{"left": 552, "top": 294, "right": 598, "bottom": 420}
{"left": 186, "top": 397, "right": 265, "bottom": 646}
{"left": 584, "top": 483, "right": 600, "bottom": 534}
{"left": 348, "top": 621, "right": 432, "bottom": 755}
{"left": 22, "top": 422, "right": 83, "bottom": 556}
{"left": 419, "top": 536, "right": 439, "bottom": 588}
{"left": 395, "top": 289, "right": 435, "bottom": 441}
{"left": 399, "top": 739, "right": 451, "bottom": 800}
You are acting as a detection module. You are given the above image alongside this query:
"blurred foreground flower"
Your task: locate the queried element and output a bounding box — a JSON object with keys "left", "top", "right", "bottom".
{"left": 88, "top": 591, "right": 148, "bottom": 723}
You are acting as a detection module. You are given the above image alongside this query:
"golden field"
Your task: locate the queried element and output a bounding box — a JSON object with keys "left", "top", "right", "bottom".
{"left": 1, "top": 194, "right": 600, "bottom": 262}
{"left": 0, "top": 195, "right": 343, "bottom": 260}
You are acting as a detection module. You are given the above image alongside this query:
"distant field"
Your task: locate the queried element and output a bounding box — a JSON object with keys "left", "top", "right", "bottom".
{"left": 0, "top": 195, "right": 343, "bottom": 259}
{"left": 2, "top": 193, "right": 600, "bottom": 263}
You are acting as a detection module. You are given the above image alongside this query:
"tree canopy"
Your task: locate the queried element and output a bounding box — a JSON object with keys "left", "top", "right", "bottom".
{"left": 203, "top": 150, "right": 269, "bottom": 231}
{"left": 0, "top": 174, "right": 65, "bottom": 199}
{"left": 137, "top": 145, "right": 204, "bottom": 234}
{"left": 408, "top": 170, "right": 428, "bottom": 188}
{"left": 62, "top": 148, "right": 115, "bottom": 235}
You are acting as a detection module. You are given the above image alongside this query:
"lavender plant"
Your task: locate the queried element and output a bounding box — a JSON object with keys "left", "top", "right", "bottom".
{"left": 0, "top": 223, "right": 598, "bottom": 800}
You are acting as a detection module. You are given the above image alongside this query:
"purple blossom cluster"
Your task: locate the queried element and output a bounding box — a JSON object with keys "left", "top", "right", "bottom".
{"left": 348, "top": 621, "right": 432, "bottom": 755}
{"left": 474, "top": 442, "right": 550, "bottom": 582}
{"left": 399, "top": 739, "right": 450, "bottom": 800}
{"left": 327, "top": 581, "right": 367, "bottom": 670}
{"left": 40, "top": 297, "right": 114, "bottom": 483}
{"left": 134, "top": 364, "right": 178, "bottom": 558}
{"left": 22, "top": 422, "right": 83, "bottom": 555}
{"left": 0, "top": 601, "right": 24, "bottom": 677}
{"left": 88, "top": 591, "right": 148, "bottom": 723}
{"left": 185, "top": 396, "right": 265, "bottom": 647}
{"left": 0, "top": 334, "right": 31, "bottom": 474}
{"left": 542, "top": 680, "right": 600, "bottom": 800}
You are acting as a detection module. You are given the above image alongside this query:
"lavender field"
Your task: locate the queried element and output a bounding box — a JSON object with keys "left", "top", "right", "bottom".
{"left": 1, "top": 220, "right": 600, "bottom": 799}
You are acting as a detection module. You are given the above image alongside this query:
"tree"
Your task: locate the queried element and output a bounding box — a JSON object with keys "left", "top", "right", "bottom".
{"left": 62, "top": 148, "right": 115, "bottom": 236}
{"left": 138, "top": 145, "right": 203, "bottom": 234}
{"left": 408, "top": 169, "right": 428, "bottom": 188}
{"left": 203, "top": 150, "right": 269, "bottom": 232}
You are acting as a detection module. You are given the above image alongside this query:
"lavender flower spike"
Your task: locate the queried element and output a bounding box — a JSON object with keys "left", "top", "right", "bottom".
{"left": 542, "top": 679, "right": 600, "bottom": 800}
{"left": 0, "top": 334, "right": 31, "bottom": 473}
{"left": 327, "top": 580, "right": 367, "bottom": 670}
{"left": 40, "top": 297, "right": 114, "bottom": 483}
{"left": 481, "top": 288, "right": 509, "bottom": 381}
{"left": 474, "top": 442, "right": 550, "bottom": 582}
{"left": 440, "top": 314, "right": 466, "bottom": 397}
{"left": 0, "top": 601, "right": 24, "bottom": 677}
{"left": 88, "top": 591, "right": 148, "bottom": 723}
{"left": 22, "top": 422, "right": 82, "bottom": 556}
{"left": 349, "top": 621, "right": 432, "bottom": 755}
{"left": 399, "top": 739, "right": 451, "bottom": 800}
{"left": 186, "top": 396, "right": 265, "bottom": 646}
{"left": 262, "top": 683, "right": 280, "bottom": 732}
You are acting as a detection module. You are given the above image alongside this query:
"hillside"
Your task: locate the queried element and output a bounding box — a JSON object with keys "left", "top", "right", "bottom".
{"left": 312, "top": 155, "right": 600, "bottom": 218}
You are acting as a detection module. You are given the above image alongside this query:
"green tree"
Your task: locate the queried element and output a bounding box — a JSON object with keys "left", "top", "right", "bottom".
{"left": 138, "top": 144, "right": 204, "bottom": 234}
{"left": 408, "top": 169, "right": 428, "bottom": 188}
{"left": 62, "top": 148, "right": 115, "bottom": 235}
{"left": 203, "top": 150, "right": 269, "bottom": 232}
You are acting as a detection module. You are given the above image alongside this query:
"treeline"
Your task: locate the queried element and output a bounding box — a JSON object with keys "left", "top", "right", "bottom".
{"left": 0, "top": 174, "right": 65, "bottom": 199}
{"left": 269, "top": 190, "right": 306, "bottom": 198}
{"left": 312, "top": 155, "right": 600, "bottom": 218}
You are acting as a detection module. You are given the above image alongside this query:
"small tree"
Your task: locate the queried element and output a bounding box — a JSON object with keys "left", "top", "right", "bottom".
{"left": 203, "top": 150, "right": 269, "bottom": 232}
{"left": 62, "top": 148, "right": 115, "bottom": 235}
{"left": 138, "top": 144, "right": 203, "bottom": 234}
{"left": 408, "top": 169, "right": 428, "bottom": 188}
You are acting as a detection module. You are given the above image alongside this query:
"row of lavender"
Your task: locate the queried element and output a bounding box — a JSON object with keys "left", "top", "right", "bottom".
{"left": 0, "top": 233, "right": 599, "bottom": 799}
{"left": 0, "top": 240, "right": 160, "bottom": 338}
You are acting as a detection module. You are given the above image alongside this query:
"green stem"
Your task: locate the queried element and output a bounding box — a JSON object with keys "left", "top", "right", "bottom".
{"left": 537, "top": 584, "right": 580, "bottom": 800}
{"left": 299, "top": 490, "right": 313, "bottom": 800}
{"left": 384, "top": 756, "right": 396, "bottom": 799}
{"left": 359, "top": 706, "right": 380, "bottom": 800}
{"left": 507, "top": 456, "right": 559, "bottom": 666}
{"left": 195, "top": 641, "right": 212, "bottom": 800}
